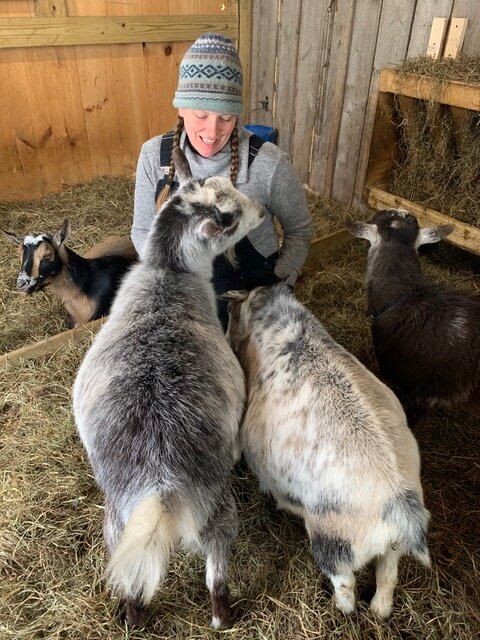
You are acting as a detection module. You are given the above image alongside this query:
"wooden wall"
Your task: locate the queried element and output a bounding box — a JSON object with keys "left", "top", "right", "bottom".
{"left": 250, "top": 0, "right": 480, "bottom": 209}
{"left": 0, "top": 0, "right": 239, "bottom": 201}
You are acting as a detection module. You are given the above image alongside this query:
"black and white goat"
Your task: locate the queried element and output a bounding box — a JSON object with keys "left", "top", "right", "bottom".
{"left": 348, "top": 209, "right": 480, "bottom": 411}
{"left": 226, "top": 283, "right": 429, "bottom": 618}
{"left": 3, "top": 222, "right": 136, "bottom": 327}
{"left": 73, "top": 148, "right": 265, "bottom": 628}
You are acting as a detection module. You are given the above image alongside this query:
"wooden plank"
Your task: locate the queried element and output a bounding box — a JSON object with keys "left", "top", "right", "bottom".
{"left": 290, "top": 0, "right": 328, "bottom": 184}
{"left": 274, "top": 0, "right": 301, "bottom": 155}
{"left": 0, "top": 317, "right": 104, "bottom": 368}
{"left": 368, "top": 187, "right": 480, "bottom": 256}
{"left": 249, "top": 0, "right": 278, "bottom": 127}
{"left": 378, "top": 69, "right": 480, "bottom": 111}
{"left": 443, "top": 17, "right": 468, "bottom": 58}
{"left": 426, "top": 16, "right": 449, "bottom": 58}
{"left": 35, "top": 0, "right": 66, "bottom": 17}
{"left": 0, "top": 14, "right": 238, "bottom": 48}
{"left": 331, "top": 0, "right": 384, "bottom": 207}
{"left": 0, "top": 1, "right": 35, "bottom": 18}
{"left": 451, "top": 0, "right": 480, "bottom": 55}
{"left": 309, "top": 0, "right": 356, "bottom": 196}
{"left": 305, "top": 228, "right": 354, "bottom": 268}
{"left": 69, "top": 1, "right": 124, "bottom": 178}
{"left": 353, "top": 0, "right": 417, "bottom": 208}
{"left": 107, "top": 1, "right": 150, "bottom": 176}
{"left": 238, "top": 0, "right": 252, "bottom": 122}
{"left": 406, "top": 0, "right": 454, "bottom": 57}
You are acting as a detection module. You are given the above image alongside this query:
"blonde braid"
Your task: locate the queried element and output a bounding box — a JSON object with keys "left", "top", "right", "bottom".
{"left": 156, "top": 116, "right": 184, "bottom": 212}
{"left": 229, "top": 125, "right": 239, "bottom": 184}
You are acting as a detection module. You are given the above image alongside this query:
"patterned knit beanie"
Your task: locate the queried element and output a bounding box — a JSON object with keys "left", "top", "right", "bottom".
{"left": 173, "top": 32, "right": 243, "bottom": 115}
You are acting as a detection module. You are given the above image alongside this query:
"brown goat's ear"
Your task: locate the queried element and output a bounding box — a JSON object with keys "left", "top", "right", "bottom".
{"left": 1, "top": 229, "right": 23, "bottom": 244}
{"left": 172, "top": 146, "right": 192, "bottom": 185}
{"left": 53, "top": 218, "right": 71, "bottom": 246}
{"left": 416, "top": 224, "right": 454, "bottom": 247}
{"left": 346, "top": 220, "right": 377, "bottom": 243}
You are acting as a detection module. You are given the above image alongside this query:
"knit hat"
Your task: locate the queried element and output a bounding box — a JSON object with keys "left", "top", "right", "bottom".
{"left": 173, "top": 33, "right": 243, "bottom": 115}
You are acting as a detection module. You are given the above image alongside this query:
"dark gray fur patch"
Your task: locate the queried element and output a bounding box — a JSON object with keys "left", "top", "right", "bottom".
{"left": 282, "top": 493, "right": 303, "bottom": 508}
{"left": 311, "top": 532, "right": 354, "bottom": 576}
{"left": 382, "top": 489, "right": 429, "bottom": 555}
{"left": 312, "top": 495, "right": 342, "bottom": 516}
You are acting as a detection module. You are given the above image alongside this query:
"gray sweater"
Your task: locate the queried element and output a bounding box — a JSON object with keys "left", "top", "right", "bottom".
{"left": 132, "top": 127, "right": 313, "bottom": 284}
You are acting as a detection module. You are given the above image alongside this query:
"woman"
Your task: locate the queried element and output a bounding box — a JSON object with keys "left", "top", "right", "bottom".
{"left": 132, "top": 32, "right": 313, "bottom": 328}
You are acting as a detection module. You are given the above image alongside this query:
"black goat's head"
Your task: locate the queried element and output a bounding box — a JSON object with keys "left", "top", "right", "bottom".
{"left": 347, "top": 210, "right": 454, "bottom": 250}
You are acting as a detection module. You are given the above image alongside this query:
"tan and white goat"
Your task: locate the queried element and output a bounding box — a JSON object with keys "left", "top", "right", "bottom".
{"left": 227, "top": 283, "right": 430, "bottom": 618}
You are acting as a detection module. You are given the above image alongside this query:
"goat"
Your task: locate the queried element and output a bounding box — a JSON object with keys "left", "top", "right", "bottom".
{"left": 2, "top": 222, "right": 136, "bottom": 327}
{"left": 226, "top": 283, "right": 430, "bottom": 618}
{"left": 347, "top": 209, "right": 480, "bottom": 412}
{"left": 72, "top": 147, "right": 265, "bottom": 628}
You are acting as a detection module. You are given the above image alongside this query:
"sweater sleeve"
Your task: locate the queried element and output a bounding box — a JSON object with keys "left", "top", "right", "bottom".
{"left": 131, "top": 140, "right": 160, "bottom": 259}
{"left": 268, "top": 154, "right": 313, "bottom": 285}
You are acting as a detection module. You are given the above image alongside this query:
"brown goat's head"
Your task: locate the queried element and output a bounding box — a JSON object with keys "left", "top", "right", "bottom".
{"left": 2, "top": 219, "right": 70, "bottom": 294}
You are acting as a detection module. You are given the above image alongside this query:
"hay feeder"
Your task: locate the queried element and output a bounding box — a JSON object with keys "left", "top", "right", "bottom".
{"left": 365, "top": 67, "right": 480, "bottom": 255}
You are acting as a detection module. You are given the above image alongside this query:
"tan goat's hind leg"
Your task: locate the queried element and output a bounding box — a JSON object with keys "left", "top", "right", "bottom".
{"left": 370, "top": 546, "right": 401, "bottom": 618}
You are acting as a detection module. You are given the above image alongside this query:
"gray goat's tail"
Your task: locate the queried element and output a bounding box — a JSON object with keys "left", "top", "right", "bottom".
{"left": 107, "top": 495, "right": 177, "bottom": 604}
{"left": 385, "top": 488, "right": 431, "bottom": 566}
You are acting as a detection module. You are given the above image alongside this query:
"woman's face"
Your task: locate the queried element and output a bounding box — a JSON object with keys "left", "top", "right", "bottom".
{"left": 178, "top": 108, "right": 237, "bottom": 158}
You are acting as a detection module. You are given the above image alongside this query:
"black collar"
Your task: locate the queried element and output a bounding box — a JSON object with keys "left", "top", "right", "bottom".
{"left": 370, "top": 294, "right": 410, "bottom": 321}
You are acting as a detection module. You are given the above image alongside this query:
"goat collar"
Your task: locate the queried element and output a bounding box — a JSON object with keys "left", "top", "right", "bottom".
{"left": 369, "top": 294, "right": 411, "bottom": 321}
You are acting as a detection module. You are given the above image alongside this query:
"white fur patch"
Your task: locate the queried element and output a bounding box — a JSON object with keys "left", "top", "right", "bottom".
{"left": 23, "top": 234, "right": 47, "bottom": 246}
{"left": 211, "top": 615, "right": 222, "bottom": 629}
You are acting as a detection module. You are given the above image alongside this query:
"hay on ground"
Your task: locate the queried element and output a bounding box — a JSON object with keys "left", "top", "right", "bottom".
{"left": 1, "top": 237, "right": 479, "bottom": 639}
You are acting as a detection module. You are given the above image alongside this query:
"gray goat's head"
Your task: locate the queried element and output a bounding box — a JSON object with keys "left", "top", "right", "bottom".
{"left": 145, "top": 148, "right": 265, "bottom": 276}
{"left": 2, "top": 219, "right": 70, "bottom": 294}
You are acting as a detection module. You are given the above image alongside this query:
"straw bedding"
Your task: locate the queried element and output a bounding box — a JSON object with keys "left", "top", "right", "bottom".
{"left": 0, "top": 180, "right": 479, "bottom": 639}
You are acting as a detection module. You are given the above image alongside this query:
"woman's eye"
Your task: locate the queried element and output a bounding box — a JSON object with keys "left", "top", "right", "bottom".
{"left": 195, "top": 113, "right": 208, "bottom": 120}
{"left": 220, "top": 115, "right": 233, "bottom": 122}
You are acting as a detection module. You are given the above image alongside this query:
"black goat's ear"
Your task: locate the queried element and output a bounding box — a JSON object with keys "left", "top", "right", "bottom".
{"left": 173, "top": 146, "right": 192, "bottom": 185}
{"left": 1, "top": 229, "right": 23, "bottom": 244}
{"left": 416, "top": 224, "right": 454, "bottom": 247}
{"left": 54, "top": 218, "right": 71, "bottom": 246}
{"left": 346, "top": 220, "right": 377, "bottom": 243}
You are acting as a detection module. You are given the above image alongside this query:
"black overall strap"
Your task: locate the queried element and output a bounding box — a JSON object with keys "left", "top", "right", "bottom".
{"left": 155, "top": 131, "right": 266, "bottom": 202}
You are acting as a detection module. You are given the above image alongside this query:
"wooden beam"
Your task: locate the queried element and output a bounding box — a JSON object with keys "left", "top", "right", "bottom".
{"left": 35, "top": 0, "right": 67, "bottom": 18}
{"left": 368, "top": 187, "right": 480, "bottom": 256}
{"left": 378, "top": 68, "right": 480, "bottom": 111}
{"left": 306, "top": 228, "right": 354, "bottom": 268}
{"left": 443, "top": 17, "right": 468, "bottom": 59}
{"left": 426, "top": 17, "right": 448, "bottom": 58}
{"left": 0, "top": 317, "right": 104, "bottom": 368}
{"left": 0, "top": 15, "right": 237, "bottom": 49}
{"left": 238, "top": 0, "right": 252, "bottom": 122}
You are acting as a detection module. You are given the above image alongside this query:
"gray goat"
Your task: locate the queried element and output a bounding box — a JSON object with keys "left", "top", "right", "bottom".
{"left": 227, "top": 283, "right": 430, "bottom": 618}
{"left": 348, "top": 209, "right": 480, "bottom": 413}
{"left": 73, "top": 148, "right": 265, "bottom": 628}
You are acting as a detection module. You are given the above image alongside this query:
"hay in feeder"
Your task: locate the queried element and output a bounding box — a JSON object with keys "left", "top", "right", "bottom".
{"left": 0, "top": 177, "right": 135, "bottom": 354}
{"left": 398, "top": 55, "right": 480, "bottom": 85}
{"left": 1, "top": 237, "right": 479, "bottom": 639}
{"left": 385, "top": 57, "right": 480, "bottom": 226}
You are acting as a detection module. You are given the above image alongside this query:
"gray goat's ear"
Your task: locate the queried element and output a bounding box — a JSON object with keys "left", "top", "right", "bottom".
{"left": 53, "top": 218, "right": 71, "bottom": 246}
{"left": 346, "top": 220, "right": 377, "bottom": 243}
{"left": 416, "top": 224, "right": 454, "bottom": 247}
{"left": 222, "top": 289, "right": 249, "bottom": 301}
{"left": 1, "top": 229, "right": 23, "bottom": 244}
{"left": 197, "top": 218, "right": 223, "bottom": 238}
{"left": 173, "top": 146, "right": 193, "bottom": 185}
